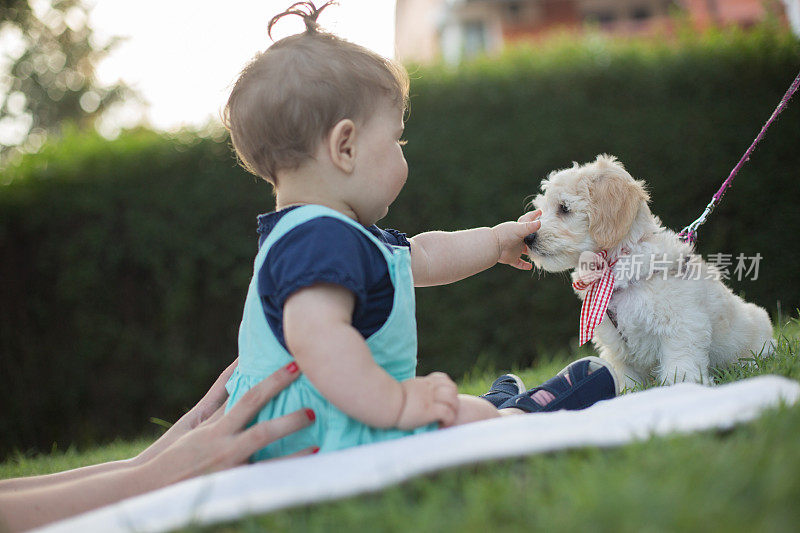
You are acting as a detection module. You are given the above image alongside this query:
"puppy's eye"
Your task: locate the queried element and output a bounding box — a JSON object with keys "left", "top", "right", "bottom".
{"left": 558, "top": 202, "right": 570, "bottom": 215}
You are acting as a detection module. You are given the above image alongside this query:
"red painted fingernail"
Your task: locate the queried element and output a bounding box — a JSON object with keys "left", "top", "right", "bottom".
{"left": 286, "top": 361, "right": 299, "bottom": 374}
{"left": 305, "top": 408, "right": 316, "bottom": 422}
{"left": 312, "top": 446, "right": 320, "bottom": 454}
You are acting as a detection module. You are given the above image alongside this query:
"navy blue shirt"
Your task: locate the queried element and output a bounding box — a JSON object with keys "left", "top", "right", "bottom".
{"left": 256, "top": 206, "right": 410, "bottom": 350}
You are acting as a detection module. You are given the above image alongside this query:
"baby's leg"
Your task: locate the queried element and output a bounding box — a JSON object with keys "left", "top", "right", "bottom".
{"left": 452, "top": 357, "right": 620, "bottom": 425}
{"left": 453, "top": 391, "right": 595, "bottom": 426}
{"left": 452, "top": 394, "right": 502, "bottom": 425}
{"left": 451, "top": 393, "right": 570, "bottom": 425}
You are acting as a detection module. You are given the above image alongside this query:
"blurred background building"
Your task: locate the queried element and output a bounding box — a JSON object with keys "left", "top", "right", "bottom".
{"left": 396, "top": 0, "right": 798, "bottom": 63}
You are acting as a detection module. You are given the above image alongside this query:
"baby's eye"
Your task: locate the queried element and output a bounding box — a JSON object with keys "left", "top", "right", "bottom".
{"left": 398, "top": 138, "right": 408, "bottom": 146}
{"left": 558, "top": 202, "right": 570, "bottom": 215}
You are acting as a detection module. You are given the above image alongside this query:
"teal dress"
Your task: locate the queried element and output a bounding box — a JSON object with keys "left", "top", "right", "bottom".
{"left": 225, "top": 205, "right": 436, "bottom": 461}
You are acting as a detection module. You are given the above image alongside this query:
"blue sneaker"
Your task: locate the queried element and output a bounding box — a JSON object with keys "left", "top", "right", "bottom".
{"left": 480, "top": 373, "right": 526, "bottom": 408}
{"left": 498, "top": 357, "right": 619, "bottom": 413}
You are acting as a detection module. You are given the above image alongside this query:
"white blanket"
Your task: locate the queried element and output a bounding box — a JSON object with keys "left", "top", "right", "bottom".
{"left": 38, "top": 375, "right": 800, "bottom": 533}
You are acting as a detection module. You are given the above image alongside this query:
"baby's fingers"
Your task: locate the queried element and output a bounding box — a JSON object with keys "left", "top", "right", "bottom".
{"left": 430, "top": 374, "right": 457, "bottom": 398}
{"left": 512, "top": 256, "right": 533, "bottom": 270}
{"left": 432, "top": 400, "right": 457, "bottom": 428}
{"left": 235, "top": 408, "right": 315, "bottom": 461}
{"left": 518, "top": 219, "right": 541, "bottom": 237}
{"left": 426, "top": 371, "right": 456, "bottom": 387}
{"left": 433, "top": 379, "right": 458, "bottom": 406}
{"left": 517, "top": 209, "right": 542, "bottom": 223}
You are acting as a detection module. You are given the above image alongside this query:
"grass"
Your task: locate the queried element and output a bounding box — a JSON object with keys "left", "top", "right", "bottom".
{"left": 2, "top": 318, "right": 799, "bottom": 532}
{"left": 0, "top": 438, "right": 152, "bottom": 481}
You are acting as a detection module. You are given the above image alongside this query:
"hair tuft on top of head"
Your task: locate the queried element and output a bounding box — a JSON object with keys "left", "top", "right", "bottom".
{"left": 225, "top": 0, "right": 408, "bottom": 185}
{"left": 268, "top": 1, "right": 337, "bottom": 40}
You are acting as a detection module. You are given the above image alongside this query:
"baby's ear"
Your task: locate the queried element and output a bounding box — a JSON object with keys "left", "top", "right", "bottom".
{"left": 328, "top": 118, "right": 357, "bottom": 173}
{"left": 588, "top": 166, "right": 649, "bottom": 250}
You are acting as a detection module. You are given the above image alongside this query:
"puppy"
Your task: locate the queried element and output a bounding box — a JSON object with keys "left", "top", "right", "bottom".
{"left": 526, "top": 154, "right": 774, "bottom": 387}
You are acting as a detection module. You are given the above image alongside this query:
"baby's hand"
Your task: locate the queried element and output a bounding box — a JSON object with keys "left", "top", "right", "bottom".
{"left": 491, "top": 210, "right": 541, "bottom": 270}
{"left": 396, "top": 372, "right": 458, "bottom": 430}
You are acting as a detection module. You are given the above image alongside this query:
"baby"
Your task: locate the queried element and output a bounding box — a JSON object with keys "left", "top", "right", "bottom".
{"left": 223, "top": 1, "right": 619, "bottom": 460}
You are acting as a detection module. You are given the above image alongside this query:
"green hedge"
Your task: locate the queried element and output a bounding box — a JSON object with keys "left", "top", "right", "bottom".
{"left": 1, "top": 26, "right": 799, "bottom": 456}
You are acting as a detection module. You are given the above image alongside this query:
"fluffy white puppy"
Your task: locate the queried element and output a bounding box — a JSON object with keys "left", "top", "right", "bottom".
{"left": 526, "top": 154, "right": 773, "bottom": 387}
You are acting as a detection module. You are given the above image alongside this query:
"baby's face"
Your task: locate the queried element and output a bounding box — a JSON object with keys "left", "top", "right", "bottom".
{"left": 347, "top": 101, "right": 408, "bottom": 225}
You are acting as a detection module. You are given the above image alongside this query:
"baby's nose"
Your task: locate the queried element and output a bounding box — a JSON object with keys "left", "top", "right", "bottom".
{"left": 523, "top": 233, "right": 538, "bottom": 248}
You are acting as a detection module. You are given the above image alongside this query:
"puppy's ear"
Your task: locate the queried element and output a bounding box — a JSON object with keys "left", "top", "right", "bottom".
{"left": 588, "top": 165, "right": 649, "bottom": 250}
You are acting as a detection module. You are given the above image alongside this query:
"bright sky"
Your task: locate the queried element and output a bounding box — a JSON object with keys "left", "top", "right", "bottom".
{"left": 89, "top": 0, "right": 397, "bottom": 135}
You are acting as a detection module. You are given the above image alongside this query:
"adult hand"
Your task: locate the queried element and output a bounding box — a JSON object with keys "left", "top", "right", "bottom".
{"left": 135, "top": 358, "right": 240, "bottom": 464}
{"left": 0, "top": 361, "right": 316, "bottom": 531}
{"left": 140, "top": 360, "right": 317, "bottom": 485}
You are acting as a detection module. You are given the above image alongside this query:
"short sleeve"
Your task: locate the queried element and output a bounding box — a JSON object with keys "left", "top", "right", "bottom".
{"left": 259, "top": 218, "right": 385, "bottom": 314}
{"left": 368, "top": 226, "right": 410, "bottom": 248}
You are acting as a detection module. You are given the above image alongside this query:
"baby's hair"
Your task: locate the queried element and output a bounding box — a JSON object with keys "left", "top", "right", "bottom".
{"left": 224, "top": 1, "right": 409, "bottom": 185}
{"left": 267, "top": 1, "right": 332, "bottom": 39}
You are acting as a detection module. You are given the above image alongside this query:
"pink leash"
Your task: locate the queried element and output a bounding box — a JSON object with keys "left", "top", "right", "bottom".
{"left": 678, "top": 69, "right": 800, "bottom": 244}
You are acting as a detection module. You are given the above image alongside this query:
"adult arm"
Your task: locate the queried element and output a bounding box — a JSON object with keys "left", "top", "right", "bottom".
{"left": 0, "top": 360, "right": 239, "bottom": 495}
{"left": 0, "top": 362, "right": 314, "bottom": 532}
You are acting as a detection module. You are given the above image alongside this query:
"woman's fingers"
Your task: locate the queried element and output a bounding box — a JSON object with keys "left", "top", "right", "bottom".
{"left": 218, "top": 362, "right": 300, "bottom": 433}
{"left": 266, "top": 446, "right": 319, "bottom": 462}
{"left": 200, "top": 358, "right": 239, "bottom": 409}
{"left": 202, "top": 403, "right": 227, "bottom": 427}
{"left": 235, "top": 408, "right": 315, "bottom": 460}
{"left": 184, "top": 358, "right": 240, "bottom": 428}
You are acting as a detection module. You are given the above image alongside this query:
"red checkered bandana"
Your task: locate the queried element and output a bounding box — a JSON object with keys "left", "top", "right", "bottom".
{"left": 572, "top": 250, "right": 618, "bottom": 346}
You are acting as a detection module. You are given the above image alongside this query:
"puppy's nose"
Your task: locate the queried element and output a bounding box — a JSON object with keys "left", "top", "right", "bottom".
{"left": 523, "top": 233, "right": 538, "bottom": 248}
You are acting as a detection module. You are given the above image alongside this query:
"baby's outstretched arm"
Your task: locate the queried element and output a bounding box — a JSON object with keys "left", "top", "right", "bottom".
{"left": 409, "top": 210, "right": 541, "bottom": 287}
{"left": 284, "top": 283, "right": 459, "bottom": 429}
